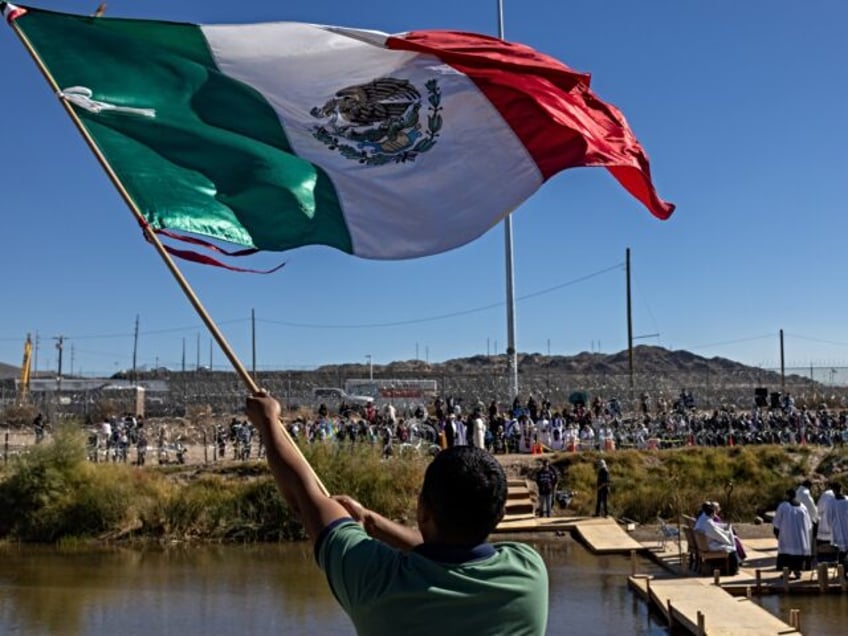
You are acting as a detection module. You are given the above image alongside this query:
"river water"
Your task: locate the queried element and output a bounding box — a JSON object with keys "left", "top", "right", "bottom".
{"left": 0, "top": 538, "right": 844, "bottom": 635}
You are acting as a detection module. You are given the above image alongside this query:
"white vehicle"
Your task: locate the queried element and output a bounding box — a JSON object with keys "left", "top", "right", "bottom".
{"left": 312, "top": 387, "right": 374, "bottom": 407}
{"left": 344, "top": 379, "right": 438, "bottom": 406}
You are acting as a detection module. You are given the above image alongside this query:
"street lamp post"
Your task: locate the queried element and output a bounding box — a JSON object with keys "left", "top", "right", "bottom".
{"left": 366, "top": 354, "right": 373, "bottom": 382}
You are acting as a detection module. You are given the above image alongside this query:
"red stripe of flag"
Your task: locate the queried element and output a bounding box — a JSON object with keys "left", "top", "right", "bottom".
{"left": 387, "top": 30, "right": 674, "bottom": 220}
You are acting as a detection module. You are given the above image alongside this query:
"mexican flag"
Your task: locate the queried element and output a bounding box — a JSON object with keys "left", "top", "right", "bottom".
{"left": 4, "top": 3, "right": 674, "bottom": 261}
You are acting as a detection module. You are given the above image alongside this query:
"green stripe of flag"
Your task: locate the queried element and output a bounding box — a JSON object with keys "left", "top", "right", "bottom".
{"left": 19, "top": 8, "right": 353, "bottom": 254}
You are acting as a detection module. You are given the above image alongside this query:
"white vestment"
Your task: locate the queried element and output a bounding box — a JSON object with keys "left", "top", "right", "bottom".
{"left": 795, "top": 485, "right": 818, "bottom": 524}
{"left": 817, "top": 489, "right": 836, "bottom": 542}
{"left": 773, "top": 501, "right": 812, "bottom": 556}
{"left": 701, "top": 517, "right": 736, "bottom": 553}
{"left": 827, "top": 496, "right": 848, "bottom": 551}
{"left": 471, "top": 417, "right": 486, "bottom": 449}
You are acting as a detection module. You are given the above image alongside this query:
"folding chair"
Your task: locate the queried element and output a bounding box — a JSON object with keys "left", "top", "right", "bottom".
{"left": 657, "top": 516, "right": 679, "bottom": 551}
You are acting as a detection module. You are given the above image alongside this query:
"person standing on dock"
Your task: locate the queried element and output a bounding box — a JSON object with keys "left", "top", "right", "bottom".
{"left": 816, "top": 483, "right": 836, "bottom": 545}
{"left": 535, "top": 458, "right": 558, "bottom": 517}
{"left": 796, "top": 479, "right": 819, "bottom": 568}
{"left": 595, "top": 459, "right": 610, "bottom": 517}
{"left": 826, "top": 482, "right": 848, "bottom": 579}
{"left": 772, "top": 488, "right": 812, "bottom": 579}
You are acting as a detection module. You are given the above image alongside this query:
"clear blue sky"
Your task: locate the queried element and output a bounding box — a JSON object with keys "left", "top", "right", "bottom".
{"left": 2, "top": 0, "right": 847, "bottom": 377}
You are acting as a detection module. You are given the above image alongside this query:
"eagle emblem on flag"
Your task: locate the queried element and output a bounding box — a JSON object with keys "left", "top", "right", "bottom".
{"left": 311, "top": 77, "right": 442, "bottom": 166}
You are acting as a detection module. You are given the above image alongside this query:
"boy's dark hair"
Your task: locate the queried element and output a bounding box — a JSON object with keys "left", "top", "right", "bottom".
{"left": 420, "top": 446, "right": 507, "bottom": 545}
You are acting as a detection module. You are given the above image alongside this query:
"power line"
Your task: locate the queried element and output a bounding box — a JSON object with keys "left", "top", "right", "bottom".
{"left": 259, "top": 262, "right": 624, "bottom": 330}
{"left": 786, "top": 333, "right": 848, "bottom": 348}
{"left": 687, "top": 333, "right": 777, "bottom": 351}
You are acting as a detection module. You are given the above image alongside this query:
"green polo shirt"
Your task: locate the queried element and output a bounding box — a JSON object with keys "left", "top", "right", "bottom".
{"left": 316, "top": 519, "right": 548, "bottom": 636}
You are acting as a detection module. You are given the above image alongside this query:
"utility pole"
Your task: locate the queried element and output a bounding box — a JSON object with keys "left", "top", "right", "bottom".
{"left": 498, "top": 0, "right": 518, "bottom": 401}
{"left": 626, "top": 248, "right": 634, "bottom": 401}
{"left": 251, "top": 308, "right": 257, "bottom": 379}
{"left": 196, "top": 333, "right": 200, "bottom": 371}
{"left": 181, "top": 337, "right": 187, "bottom": 410}
{"left": 209, "top": 338, "right": 213, "bottom": 371}
{"left": 132, "top": 314, "right": 139, "bottom": 385}
{"left": 34, "top": 331, "right": 39, "bottom": 378}
{"left": 54, "top": 335, "right": 64, "bottom": 393}
{"left": 779, "top": 329, "right": 785, "bottom": 393}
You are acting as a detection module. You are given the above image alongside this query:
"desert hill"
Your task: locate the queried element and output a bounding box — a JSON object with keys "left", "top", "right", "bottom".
{"left": 312, "top": 345, "right": 792, "bottom": 386}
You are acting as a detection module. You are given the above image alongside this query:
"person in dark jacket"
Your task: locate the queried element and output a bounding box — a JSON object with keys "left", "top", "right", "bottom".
{"left": 595, "top": 459, "right": 610, "bottom": 517}
{"left": 535, "top": 459, "right": 558, "bottom": 517}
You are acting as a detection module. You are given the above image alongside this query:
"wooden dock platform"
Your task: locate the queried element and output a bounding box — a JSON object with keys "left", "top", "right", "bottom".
{"left": 572, "top": 517, "right": 644, "bottom": 554}
{"left": 629, "top": 576, "right": 799, "bottom": 635}
{"left": 495, "top": 479, "right": 647, "bottom": 554}
{"left": 645, "top": 534, "right": 848, "bottom": 596}
{"left": 490, "top": 478, "right": 835, "bottom": 633}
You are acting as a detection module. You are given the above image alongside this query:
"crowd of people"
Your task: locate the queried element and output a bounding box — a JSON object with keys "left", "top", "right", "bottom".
{"left": 275, "top": 390, "right": 848, "bottom": 462}
{"left": 84, "top": 413, "right": 198, "bottom": 465}
{"left": 771, "top": 479, "right": 848, "bottom": 580}
{"left": 215, "top": 418, "right": 262, "bottom": 461}
{"left": 24, "top": 387, "right": 848, "bottom": 467}
{"left": 686, "top": 479, "right": 848, "bottom": 580}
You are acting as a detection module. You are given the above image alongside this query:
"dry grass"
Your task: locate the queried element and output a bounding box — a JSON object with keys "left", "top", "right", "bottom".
{"left": 0, "top": 425, "right": 425, "bottom": 543}
{"left": 521, "top": 445, "right": 845, "bottom": 522}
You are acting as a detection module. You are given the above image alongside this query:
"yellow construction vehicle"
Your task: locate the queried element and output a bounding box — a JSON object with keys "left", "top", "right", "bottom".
{"left": 18, "top": 334, "right": 32, "bottom": 404}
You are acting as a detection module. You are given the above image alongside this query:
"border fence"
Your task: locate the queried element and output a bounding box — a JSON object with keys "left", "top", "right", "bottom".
{"left": 2, "top": 364, "right": 847, "bottom": 423}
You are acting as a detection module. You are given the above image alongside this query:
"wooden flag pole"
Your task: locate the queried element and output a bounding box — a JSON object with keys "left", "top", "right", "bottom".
{"left": 7, "top": 12, "right": 329, "bottom": 496}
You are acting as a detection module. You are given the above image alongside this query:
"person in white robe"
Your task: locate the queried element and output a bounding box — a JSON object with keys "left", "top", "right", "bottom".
{"left": 773, "top": 488, "right": 812, "bottom": 579}
{"left": 826, "top": 482, "right": 848, "bottom": 579}
{"left": 471, "top": 410, "right": 486, "bottom": 450}
{"left": 697, "top": 502, "right": 739, "bottom": 575}
{"left": 796, "top": 479, "right": 819, "bottom": 568}
{"left": 816, "top": 483, "right": 836, "bottom": 543}
{"left": 693, "top": 502, "right": 711, "bottom": 534}
{"left": 796, "top": 480, "right": 818, "bottom": 523}
{"left": 455, "top": 417, "right": 468, "bottom": 446}
{"left": 550, "top": 415, "right": 565, "bottom": 451}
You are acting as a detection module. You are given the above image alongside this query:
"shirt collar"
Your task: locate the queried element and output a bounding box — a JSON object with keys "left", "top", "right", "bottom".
{"left": 413, "top": 542, "right": 496, "bottom": 564}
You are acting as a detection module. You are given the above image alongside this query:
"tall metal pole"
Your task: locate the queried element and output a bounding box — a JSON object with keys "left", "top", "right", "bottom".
{"left": 181, "top": 336, "right": 187, "bottom": 411}
{"left": 779, "top": 329, "right": 785, "bottom": 393}
{"left": 54, "top": 335, "right": 64, "bottom": 393}
{"left": 132, "top": 314, "right": 139, "bottom": 385}
{"left": 498, "top": 0, "right": 519, "bottom": 400}
{"left": 34, "top": 331, "right": 39, "bottom": 378}
{"left": 626, "top": 248, "right": 634, "bottom": 400}
{"left": 251, "top": 308, "right": 257, "bottom": 380}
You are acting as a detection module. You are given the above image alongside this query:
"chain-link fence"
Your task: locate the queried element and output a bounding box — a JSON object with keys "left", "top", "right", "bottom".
{"left": 4, "top": 363, "right": 848, "bottom": 422}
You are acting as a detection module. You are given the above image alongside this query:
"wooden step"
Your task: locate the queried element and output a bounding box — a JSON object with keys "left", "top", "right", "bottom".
{"left": 506, "top": 500, "right": 535, "bottom": 515}
{"left": 507, "top": 485, "right": 530, "bottom": 500}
